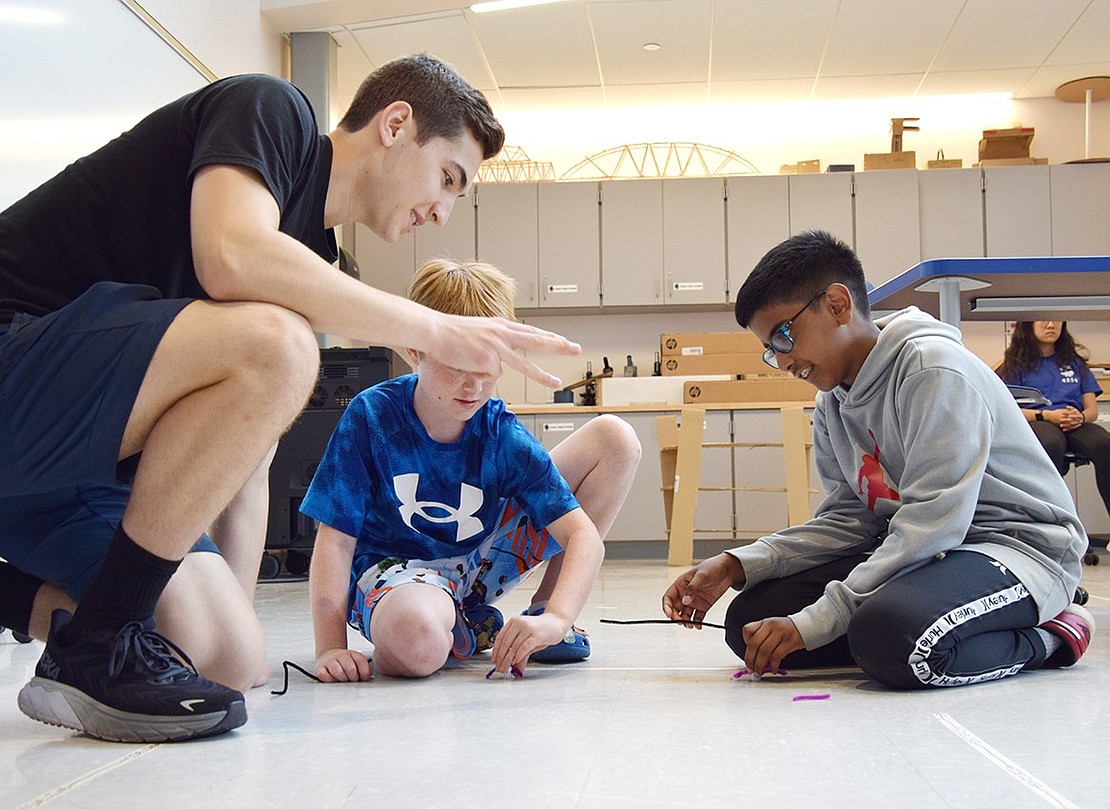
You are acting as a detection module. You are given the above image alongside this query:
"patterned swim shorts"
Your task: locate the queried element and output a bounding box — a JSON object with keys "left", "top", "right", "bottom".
{"left": 350, "top": 499, "right": 563, "bottom": 658}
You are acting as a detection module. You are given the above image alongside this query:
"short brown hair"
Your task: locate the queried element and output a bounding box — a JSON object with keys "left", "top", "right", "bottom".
{"left": 339, "top": 53, "right": 505, "bottom": 160}
{"left": 408, "top": 258, "right": 515, "bottom": 321}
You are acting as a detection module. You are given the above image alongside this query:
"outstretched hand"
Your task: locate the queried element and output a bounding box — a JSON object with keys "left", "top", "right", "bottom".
{"left": 435, "top": 314, "right": 580, "bottom": 389}
{"left": 662, "top": 553, "right": 745, "bottom": 629}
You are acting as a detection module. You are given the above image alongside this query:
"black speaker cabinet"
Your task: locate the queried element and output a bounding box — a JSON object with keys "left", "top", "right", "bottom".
{"left": 263, "top": 347, "right": 392, "bottom": 576}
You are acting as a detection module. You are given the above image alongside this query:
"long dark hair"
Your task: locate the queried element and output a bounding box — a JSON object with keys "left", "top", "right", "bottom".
{"left": 996, "top": 321, "right": 1089, "bottom": 381}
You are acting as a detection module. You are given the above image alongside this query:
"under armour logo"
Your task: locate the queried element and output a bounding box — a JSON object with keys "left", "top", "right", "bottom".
{"left": 394, "top": 473, "right": 484, "bottom": 542}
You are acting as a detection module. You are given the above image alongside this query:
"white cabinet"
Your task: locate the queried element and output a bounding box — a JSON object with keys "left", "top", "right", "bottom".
{"left": 600, "top": 179, "right": 664, "bottom": 305}
{"left": 788, "top": 173, "right": 854, "bottom": 247}
{"left": 414, "top": 193, "right": 476, "bottom": 264}
{"left": 352, "top": 223, "right": 415, "bottom": 299}
{"left": 514, "top": 407, "right": 827, "bottom": 557}
{"left": 477, "top": 182, "right": 602, "bottom": 309}
{"left": 731, "top": 408, "right": 823, "bottom": 536}
{"left": 694, "top": 411, "right": 736, "bottom": 540}
{"left": 1050, "top": 163, "right": 1110, "bottom": 256}
{"left": 918, "top": 168, "right": 985, "bottom": 260}
{"left": 1069, "top": 463, "right": 1110, "bottom": 536}
{"left": 476, "top": 183, "right": 538, "bottom": 309}
{"left": 532, "top": 412, "right": 590, "bottom": 454}
{"left": 854, "top": 169, "right": 921, "bottom": 288}
{"left": 600, "top": 178, "right": 727, "bottom": 307}
{"left": 606, "top": 412, "right": 668, "bottom": 543}
{"left": 531, "top": 412, "right": 667, "bottom": 544}
{"left": 726, "top": 175, "right": 791, "bottom": 302}
{"left": 538, "top": 181, "right": 601, "bottom": 308}
{"left": 1066, "top": 400, "right": 1110, "bottom": 536}
{"left": 662, "top": 177, "right": 728, "bottom": 304}
{"left": 983, "top": 165, "right": 1052, "bottom": 256}
{"left": 458, "top": 164, "right": 1102, "bottom": 317}
{"left": 732, "top": 409, "right": 789, "bottom": 534}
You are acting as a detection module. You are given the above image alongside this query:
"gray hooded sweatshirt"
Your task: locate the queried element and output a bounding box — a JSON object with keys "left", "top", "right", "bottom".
{"left": 727, "top": 307, "right": 1085, "bottom": 651}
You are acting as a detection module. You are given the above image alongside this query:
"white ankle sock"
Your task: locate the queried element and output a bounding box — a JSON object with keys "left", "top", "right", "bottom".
{"left": 1034, "top": 627, "right": 1063, "bottom": 657}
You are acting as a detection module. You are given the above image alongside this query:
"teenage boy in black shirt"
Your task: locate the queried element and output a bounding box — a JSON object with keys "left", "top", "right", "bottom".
{"left": 0, "top": 54, "right": 586, "bottom": 743}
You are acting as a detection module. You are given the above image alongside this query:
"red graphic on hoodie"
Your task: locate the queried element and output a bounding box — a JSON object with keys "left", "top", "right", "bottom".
{"left": 857, "top": 429, "right": 900, "bottom": 511}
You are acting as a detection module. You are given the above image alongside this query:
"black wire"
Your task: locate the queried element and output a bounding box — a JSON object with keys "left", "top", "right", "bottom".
{"left": 271, "top": 660, "right": 322, "bottom": 696}
{"left": 599, "top": 618, "right": 731, "bottom": 630}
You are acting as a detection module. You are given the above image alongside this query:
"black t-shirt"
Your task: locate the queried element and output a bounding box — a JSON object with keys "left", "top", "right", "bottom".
{"left": 0, "top": 74, "right": 337, "bottom": 322}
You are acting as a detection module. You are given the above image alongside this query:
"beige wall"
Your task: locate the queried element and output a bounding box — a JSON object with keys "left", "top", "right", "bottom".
{"left": 142, "top": 0, "right": 283, "bottom": 78}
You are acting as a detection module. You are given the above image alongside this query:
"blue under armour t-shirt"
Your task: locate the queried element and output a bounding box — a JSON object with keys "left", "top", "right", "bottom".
{"left": 300, "top": 374, "right": 579, "bottom": 582}
{"left": 1008, "top": 355, "right": 1102, "bottom": 411}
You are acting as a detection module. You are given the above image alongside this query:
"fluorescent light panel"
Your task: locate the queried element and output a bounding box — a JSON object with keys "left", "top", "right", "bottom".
{"left": 471, "top": 0, "right": 566, "bottom": 13}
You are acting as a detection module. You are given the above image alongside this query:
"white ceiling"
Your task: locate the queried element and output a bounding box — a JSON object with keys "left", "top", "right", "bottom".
{"left": 260, "top": 0, "right": 1110, "bottom": 113}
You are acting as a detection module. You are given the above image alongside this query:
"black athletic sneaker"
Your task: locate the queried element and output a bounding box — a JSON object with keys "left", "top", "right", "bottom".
{"left": 17, "top": 610, "right": 247, "bottom": 743}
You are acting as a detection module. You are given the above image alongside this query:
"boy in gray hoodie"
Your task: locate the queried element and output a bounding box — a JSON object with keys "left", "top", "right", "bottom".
{"left": 663, "top": 230, "right": 1093, "bottom": 689}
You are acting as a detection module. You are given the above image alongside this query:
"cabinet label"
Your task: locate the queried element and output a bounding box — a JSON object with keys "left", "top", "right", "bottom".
{"left": 672, "top": 281, "right": 704, "bottom": 291}
{"left": 547, "top": 284, "right": 579, "bottom": 294}
{"left": 542, "top": 422, "right": 575, "bottom": 433}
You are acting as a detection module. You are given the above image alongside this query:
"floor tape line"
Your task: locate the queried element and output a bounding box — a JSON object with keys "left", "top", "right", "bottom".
{"left": 19, "top": 744, "right": 159, "bottom": 808}
{"left": 934, "top": 712, "right": 1082, "bottom": 809}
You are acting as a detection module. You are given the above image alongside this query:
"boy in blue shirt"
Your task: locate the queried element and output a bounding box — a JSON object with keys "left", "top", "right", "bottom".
{"left": 303, "top": 259, "right": 640, "bottom": 679}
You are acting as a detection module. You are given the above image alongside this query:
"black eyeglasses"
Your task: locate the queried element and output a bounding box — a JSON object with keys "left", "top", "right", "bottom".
{"left": 762, "top": 289, "right": 827, "bottom": 369}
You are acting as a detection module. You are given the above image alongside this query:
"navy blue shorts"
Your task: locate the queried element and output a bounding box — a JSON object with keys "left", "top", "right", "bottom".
{"left": 0, "top": 282, "right": 217, "bottom": 600}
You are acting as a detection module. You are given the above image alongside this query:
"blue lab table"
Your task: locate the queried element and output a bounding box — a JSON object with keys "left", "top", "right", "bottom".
{"left": 867, "top": 255, "right": 1110, "bottom": 328}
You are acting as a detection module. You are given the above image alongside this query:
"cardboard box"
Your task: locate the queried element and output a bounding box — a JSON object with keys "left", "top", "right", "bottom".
{"left": 661, "top": 331, "right": 763, "bottom": 356}
{"left": 683, "top": 378, "right": 814, "bottom": 404}
{"left": 661, "top": 352, "right": 773, "bottom": 377}
{"left": 597, "top": 374, "right": 731, "bottom": 407}
{"left": 927, "top": 150, "right": 963, "bottom": 169}
{"left": 863, "top": 151, "right": 917, "bottom": 171}
{"left": 778, "top": 159, "right": 821, "bottom": 175}
{"left": 977, "top": 157, "right": 1048, "bottom": 167}
{"left": 979, "top": 127, "right": 1034, "bottom": 161}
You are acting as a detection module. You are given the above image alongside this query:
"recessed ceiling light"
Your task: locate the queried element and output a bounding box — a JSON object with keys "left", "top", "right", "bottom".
{"left": 643, "top": 42, "right": 662, "bottom": 52}
{"left": 471, "top": 0, "right": 566, "bottom": 13}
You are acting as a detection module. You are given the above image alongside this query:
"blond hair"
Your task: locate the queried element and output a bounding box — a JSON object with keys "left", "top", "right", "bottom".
{"left": 408, "top": 259, "right": 516, "bottom": 321}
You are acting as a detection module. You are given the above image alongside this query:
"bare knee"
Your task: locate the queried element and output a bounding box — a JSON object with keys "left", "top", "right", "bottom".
{"left": 592, "top": 414, "right": 642, "bottom": 468}
{"left": 205, "top": 620, "right": 267, "bottom": 692}
{"left": 233, "top": 304, "right": 319, "bottom": 409}
{"left": 376, "top": 620, "right": 452, "bottom": 678}
{"left": 155, "top": 555, "right": 267, "bottom": 692}
{"left": 558, "top": 415, "right": 641, "bottom": 474}
{"left": 155, "top": 604, "right": 266, "bottom": 692}
{"left": 371, "top": 598, "right": 453, "bottom": 678}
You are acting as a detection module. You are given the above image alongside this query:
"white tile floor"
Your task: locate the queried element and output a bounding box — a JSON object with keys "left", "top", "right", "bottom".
{"left": 3, "top": 557, "right": 1109, "bottom": 809}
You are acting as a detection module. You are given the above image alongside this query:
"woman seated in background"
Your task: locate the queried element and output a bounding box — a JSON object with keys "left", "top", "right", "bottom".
{"left": 997, "top": 321, "right": 1110, "bottom": 522}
